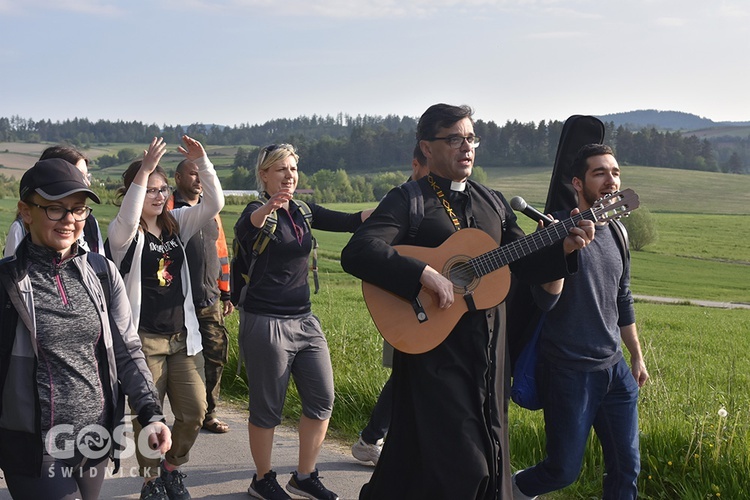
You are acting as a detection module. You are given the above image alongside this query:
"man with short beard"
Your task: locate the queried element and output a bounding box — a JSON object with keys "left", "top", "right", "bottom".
{"left": 512, "top": 144, "right": 649, "bottom": 500}
{"left": 173, "top": 159, "right": 233, "bottom": 435}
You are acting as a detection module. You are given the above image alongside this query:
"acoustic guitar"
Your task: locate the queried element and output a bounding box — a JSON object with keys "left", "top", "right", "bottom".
{"left": 361, "top": 189, "right": 639, "bottom": 354}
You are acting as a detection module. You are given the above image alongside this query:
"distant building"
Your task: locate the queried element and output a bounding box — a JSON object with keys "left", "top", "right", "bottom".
{"left": 222, "top": 188, "right": 314, "bottom": 197}
{"left": 223, "top": 190, "right": 259, "bottom": 197}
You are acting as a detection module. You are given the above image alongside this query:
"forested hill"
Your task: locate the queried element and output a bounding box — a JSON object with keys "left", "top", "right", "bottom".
{"left": 598, "top": 110, "right": 750, "bottom": 130}
{"left": 0, "top": 113, "right": 746, "bottom": 175}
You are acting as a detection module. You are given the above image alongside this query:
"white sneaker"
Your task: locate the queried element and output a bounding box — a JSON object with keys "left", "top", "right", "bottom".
{"left": 512, "top": 471, "right": 538, "bottom": 500}
{"left": 351, "top": 436, "right": 383, "bottom": 465}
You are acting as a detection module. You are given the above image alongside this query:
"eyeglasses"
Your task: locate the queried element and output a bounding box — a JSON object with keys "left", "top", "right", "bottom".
{"left": 28, "top": 202, "right": 92, "bottom": 221}
{"left": 426, "top": 135, "right": 481, "bottom": 149}
{"left": 260, "top": 143, "right": 294, "bottom": 164}
{"left": 145, "top": 187, "right": 171, "bottom": 198}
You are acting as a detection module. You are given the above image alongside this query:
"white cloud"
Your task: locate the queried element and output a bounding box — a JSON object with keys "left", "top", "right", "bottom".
{"left": 541, "top": 6, "right": 602, "bottom": 20}
{"left": 654, "top": 17, "right": 687, "bottom": 27}
{"left": 1, "top": 0, "right": 123, "bottom": 16}
{"left": 718, "top": 1, "right": 749, "bottom": 18}
{"left": 147, "top": 0, "right": 596, "bottom": 20}
{"left": 525, "top": 31, "right": 585, "bottom": 40}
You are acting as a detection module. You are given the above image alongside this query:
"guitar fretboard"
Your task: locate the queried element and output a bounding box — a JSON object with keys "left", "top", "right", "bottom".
{"left": 471, "top": 210, "right": 591, "bottom": 277}
{"left": 468, "top": 188, "right": 637, "bottom": 277}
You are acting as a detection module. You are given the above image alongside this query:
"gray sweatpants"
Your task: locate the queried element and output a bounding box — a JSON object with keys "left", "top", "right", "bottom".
{"left": 239, "top": 311, "right": 334, "bottom": 428}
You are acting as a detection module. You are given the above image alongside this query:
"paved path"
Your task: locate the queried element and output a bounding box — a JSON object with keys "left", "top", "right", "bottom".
{"left": 0, "top": 402, "right": 373, "bottom": 499}
{"left": 633, "top": 294, "right": 750, "bottom": 309}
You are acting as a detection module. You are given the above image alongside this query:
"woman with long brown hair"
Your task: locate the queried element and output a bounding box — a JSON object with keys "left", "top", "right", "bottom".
{"left": 106, "top": 136, "right": 224, "bottom": 500}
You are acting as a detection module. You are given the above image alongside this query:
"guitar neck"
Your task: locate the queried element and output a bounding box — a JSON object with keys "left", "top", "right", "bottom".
{"left": 471, "top": 209, "right": 594, "bottom": 277}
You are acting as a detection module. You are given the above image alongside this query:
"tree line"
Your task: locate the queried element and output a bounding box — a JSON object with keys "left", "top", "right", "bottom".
{"left": 1, "top": 113, "right": 747, "bottom": 176}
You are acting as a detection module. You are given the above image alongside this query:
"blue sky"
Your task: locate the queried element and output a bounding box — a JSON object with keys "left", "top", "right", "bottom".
{"left": 1, "top": 0, "right": 746, "bottom": 127}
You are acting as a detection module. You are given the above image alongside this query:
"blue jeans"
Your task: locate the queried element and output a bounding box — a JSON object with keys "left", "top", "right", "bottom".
{"left": 515, "top": 357, "right": 640, "bottom": 499}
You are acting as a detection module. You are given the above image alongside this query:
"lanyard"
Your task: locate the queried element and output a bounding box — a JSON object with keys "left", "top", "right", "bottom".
{"left": 427, "top": 175, "right": 462, "bottom": 232}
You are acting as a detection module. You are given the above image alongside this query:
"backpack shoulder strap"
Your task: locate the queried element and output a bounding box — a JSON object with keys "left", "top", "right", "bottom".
{"left": 469, "top": 181, "right": 507, "bottom": 227}
{"left": 292, "top": 199, "right": 314, "bottom": 230}
{"left": 87, "top": 252, "right": 112, "bottom": 307}
{"left": 290, "top": 199, "right": 319, "bottom": 294}
{"left": 232, "top": 201, "right": 277, "bottom": 296}
{"left": 0, "top": 264, "right": 14, "bottom": 418}
{"left": 610, "top": 219, "right": 630, "bottom": 268}
{"left": 402, "top": 181, "right": 424, "bottom": 238}
{"left": 104, "top": 237, "right": 138, "bottom": 277}
{"left": 251, "top": 202, "right": 279, "bottom": 257}
{"left": 0, "top": 263, "right": 14, "bottom": 355}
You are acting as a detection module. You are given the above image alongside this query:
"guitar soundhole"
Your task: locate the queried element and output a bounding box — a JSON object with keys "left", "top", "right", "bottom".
{"left": 447, "top": 257, "right": 477, "bottom": 290}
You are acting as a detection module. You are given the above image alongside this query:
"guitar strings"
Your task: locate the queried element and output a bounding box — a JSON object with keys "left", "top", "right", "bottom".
{"left": 440, "top": 190, "right": 632, "bottom": 281}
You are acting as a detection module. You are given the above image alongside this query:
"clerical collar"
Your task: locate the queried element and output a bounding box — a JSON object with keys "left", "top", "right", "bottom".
{"left": 450, "top": 181, "right": 467, "bottom": 192}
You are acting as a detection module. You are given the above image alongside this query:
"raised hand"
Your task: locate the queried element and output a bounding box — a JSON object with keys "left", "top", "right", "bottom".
{"left": 250, "top": 187, "right": 294, "bottom": 229}
{"left": 178, "top": 135, "right": 207, "bottom": 161}
{"left": 142, "top": 137, "right": 167, "bottom": 175}
{"left": 264, "top": 187, "right": 294, "bottom": 214}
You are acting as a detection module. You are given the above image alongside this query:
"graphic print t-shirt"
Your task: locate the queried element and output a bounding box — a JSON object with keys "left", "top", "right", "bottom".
{"left": 140, "top": 231, "right": 185, "bottom": 334}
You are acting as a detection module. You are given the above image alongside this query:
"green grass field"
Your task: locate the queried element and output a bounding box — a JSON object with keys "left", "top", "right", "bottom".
{"left": 1, "top": 161, "right": 748, "bottom": 498}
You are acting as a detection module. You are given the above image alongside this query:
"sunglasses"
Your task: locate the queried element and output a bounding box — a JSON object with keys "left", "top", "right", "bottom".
{"left": 260, "top": 143, "right": 294, "bottom": 164}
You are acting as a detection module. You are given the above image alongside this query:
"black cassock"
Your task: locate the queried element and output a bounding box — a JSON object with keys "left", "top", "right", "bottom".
{"left": 341, "top": 174, "right": 575, "bottom": 500}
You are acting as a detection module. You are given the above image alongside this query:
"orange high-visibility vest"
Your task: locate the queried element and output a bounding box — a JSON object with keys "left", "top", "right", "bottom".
{"left": 215, "top": 216, "right": 230, "bottom": 295}
{"left": 166, "top": 196, "right": 231, "bottom": 296}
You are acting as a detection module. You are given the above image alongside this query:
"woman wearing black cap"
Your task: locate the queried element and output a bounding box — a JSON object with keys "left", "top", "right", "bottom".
{"left": 4, "top": 145, "right": 104, "bottom": 257}
{"left": 0, "top": 158, "right": 171, "bottom": 499}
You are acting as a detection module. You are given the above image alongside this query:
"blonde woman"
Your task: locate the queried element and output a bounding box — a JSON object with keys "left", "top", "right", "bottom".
{"left": 234, "top": 144, "right": 372, "bottom": 500}
{"left": 106, "top": 136, "right": 224, "bottom": 500}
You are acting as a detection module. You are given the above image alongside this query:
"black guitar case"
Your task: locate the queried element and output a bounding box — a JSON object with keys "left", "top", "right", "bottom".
{"left": 507, "top": 115, "right": 605, "bottom": 368}
{"left": 544, "top": 115, "right": 606, "bottom": 214}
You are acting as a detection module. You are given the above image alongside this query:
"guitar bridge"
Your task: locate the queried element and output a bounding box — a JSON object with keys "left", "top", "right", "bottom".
{"left": 412, "top": 297, "right": 428, "bottom": 323}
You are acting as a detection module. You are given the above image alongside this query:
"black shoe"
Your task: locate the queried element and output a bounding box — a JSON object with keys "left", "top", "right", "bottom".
{"left": 161, "top": 463, "right": 191, "bottom": 500}
{"left": 286, "top": 469, "right": 339, "bottom": 500}
{"left": 140, "top": 477, "right": 168, "bottom": 500}
{"left": 248, "top": 470, "right": 292, "bottom": 500}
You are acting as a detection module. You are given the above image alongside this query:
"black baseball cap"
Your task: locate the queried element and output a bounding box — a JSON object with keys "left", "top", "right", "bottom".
{"left": 19, "top": 158, "right": 101, "bottom": 204}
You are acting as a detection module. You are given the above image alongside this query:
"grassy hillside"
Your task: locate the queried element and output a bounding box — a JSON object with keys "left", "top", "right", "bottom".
{"left": 0, "top": 141, "right": 246, "bottom": 180}
{"left": 687, "top": 125, "right": 750, "bottom": 139}
{"left": 479, "top": 164, "right": 750, "bottom": 215}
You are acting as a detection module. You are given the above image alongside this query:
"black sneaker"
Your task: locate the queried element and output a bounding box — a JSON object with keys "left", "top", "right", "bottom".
{"left": 286, "top": 469, "right": 339, "bottom": 500}
{"left": 160, "top": 463, "right": 191, "bottom": 500}
{"left": 140, "top": 477, "right": 168, "bottom": 500}
{"left": 248, "top": 470, "right": 292, "bottom": 500}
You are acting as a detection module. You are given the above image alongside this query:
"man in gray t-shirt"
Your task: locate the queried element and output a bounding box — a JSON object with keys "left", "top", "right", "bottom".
{"left": 513, "top": 144, "right": 649, "bottom": 500}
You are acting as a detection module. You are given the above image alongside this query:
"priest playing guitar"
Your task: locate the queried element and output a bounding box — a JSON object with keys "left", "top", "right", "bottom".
{"left": 341, "top": 103, "right": 596, "bottom": 500}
